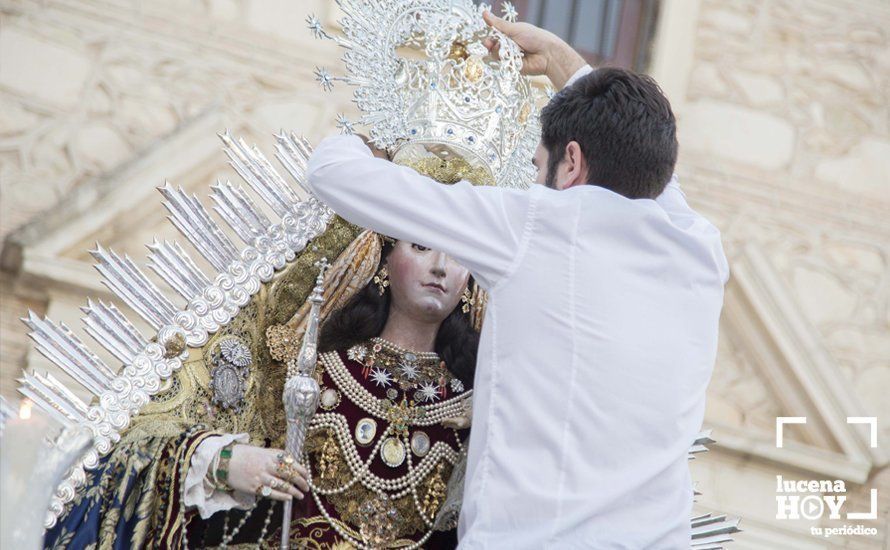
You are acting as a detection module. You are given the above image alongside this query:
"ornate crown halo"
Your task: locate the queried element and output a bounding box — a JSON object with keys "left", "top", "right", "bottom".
{"left": 308, "top": 0, "right": 543, "bottom": 188}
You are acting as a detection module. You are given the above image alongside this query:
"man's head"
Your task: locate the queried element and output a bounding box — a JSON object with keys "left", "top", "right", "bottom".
{"left": 534, "top": 67, "right": 678, "bottom": 199}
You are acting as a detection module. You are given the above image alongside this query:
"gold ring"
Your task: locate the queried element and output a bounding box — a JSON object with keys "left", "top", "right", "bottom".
{"left": 283, "top": 464, "right": 302, "bottom": 481}
{"left": 277, "top": 460, "right": 297, "bottom": 477}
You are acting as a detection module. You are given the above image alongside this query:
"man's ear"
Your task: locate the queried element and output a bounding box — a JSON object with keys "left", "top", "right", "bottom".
{"left": 560, "top": 141, "right": 588, "bottom": 189}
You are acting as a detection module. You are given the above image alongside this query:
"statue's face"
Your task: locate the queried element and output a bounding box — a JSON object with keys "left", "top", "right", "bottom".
{"left": 386, "top": 241, "right": 470, "bottom": 323}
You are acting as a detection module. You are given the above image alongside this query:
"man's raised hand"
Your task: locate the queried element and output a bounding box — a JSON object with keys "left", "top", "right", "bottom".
{"left": 482, "top": 10, "right": 587, "bottom": 89}
{"left": 356, "top": 133, "right": 390, "bottom": 160}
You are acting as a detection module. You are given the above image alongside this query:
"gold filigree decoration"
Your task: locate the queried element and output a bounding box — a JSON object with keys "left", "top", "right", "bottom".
{"left": 318, "top": 431, "right": 341, "bottom": 481}
{"left": 422, "top": 463, "right": 448, "bottom": 518}
{"left": 400, "top": 155, "right": 495, "bottom": 187}
{"left": 266, "top": 324, "right": 301, "bottom": 363}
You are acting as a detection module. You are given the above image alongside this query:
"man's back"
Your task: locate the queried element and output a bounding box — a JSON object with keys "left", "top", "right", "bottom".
{"left": 307, "top": 134, "right": 728, "bottom": 549}
{"left": 457, "top": 182, "right": 728, "bottom": 549}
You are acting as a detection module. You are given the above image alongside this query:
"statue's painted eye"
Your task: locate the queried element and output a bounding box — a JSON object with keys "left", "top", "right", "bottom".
{"left": 412, "top": 243, "right": 429, "bottom": 252}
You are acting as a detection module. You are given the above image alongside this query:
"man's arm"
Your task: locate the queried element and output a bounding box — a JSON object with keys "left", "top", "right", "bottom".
{"left": 306, "top": 135, "right": 536, "bottom": 290}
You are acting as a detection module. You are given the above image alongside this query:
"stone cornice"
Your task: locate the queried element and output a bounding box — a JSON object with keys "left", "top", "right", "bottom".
{"left": 6, "top": 0, "right": 342, "bottom": 77}
{"left": 1, "top": 108, "right": 225, "bottom": 273}
{"left": 680, "top": 161, "right": 890, "bottom": 236}
{"left": 709, "top": 245, "right": 886, "bottom": 482}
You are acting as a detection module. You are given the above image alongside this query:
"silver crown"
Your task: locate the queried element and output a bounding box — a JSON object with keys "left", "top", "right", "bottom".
{"left": 309, "top": 1, "right": 542, "bottom": 188}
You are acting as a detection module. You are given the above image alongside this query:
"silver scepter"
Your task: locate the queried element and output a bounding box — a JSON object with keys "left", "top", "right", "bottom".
{"left": 279, "top": 258, "right": 329, "bottom": 549}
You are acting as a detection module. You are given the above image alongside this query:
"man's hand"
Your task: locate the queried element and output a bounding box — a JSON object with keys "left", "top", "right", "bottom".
{"left": 356, "top": 133, "right": 390, "bottom": 160}
{"left": 482, "top": 11, "right": 587, "bottom": 89}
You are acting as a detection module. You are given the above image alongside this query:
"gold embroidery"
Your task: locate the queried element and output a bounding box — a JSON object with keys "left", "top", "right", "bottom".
{"left": 422, "top": 463, "right": 448, "bottom": 518}
{"left": 318, "top": 432, "right": 341, "bottom": 481}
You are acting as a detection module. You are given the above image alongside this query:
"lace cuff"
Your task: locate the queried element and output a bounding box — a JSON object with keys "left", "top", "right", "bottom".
{"left": 183, "top": 433, "right": 256, "bottom": 519}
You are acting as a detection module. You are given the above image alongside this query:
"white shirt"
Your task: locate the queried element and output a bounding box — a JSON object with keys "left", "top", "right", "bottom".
{"left": 306, "top": 73, "right": 728, "bottom": 549}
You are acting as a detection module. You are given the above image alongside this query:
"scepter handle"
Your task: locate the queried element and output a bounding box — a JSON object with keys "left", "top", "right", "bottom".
{"left": 279, "top": 259, "right": 328, "bottom": 549}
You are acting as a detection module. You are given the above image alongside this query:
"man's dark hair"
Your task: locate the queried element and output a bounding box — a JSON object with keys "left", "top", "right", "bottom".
{"left": 540, "top": 67, "right": 678, "bottom": 199}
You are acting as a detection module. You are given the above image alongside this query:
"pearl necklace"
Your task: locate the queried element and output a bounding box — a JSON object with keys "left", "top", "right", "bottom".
{"left": 308, "top": 413, "right": 461, "bottom": 495}
{"left": 321, "top": 352, "right": 471, "bottom": 425}
{"left": 303, "top": 428, "right": 464, "bottom": 550}
{"left": 301, "top": 351, "right": 470, "bottom": 548}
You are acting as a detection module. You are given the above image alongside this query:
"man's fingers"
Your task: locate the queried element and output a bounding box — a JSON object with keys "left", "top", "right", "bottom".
{"left": 483, "top": 37, "right": 501, "bottom": 60}
{"left": 270, "top": 455, "right": 310, "bottom": 492}
{"left": 482, "top": 10, "right": 515, "bottom": 36}
{"left": 281, "top": 482, "right": 305, "bottom": 499}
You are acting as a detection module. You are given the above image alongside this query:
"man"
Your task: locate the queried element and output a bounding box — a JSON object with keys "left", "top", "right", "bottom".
{"left": 306, "top": 12, "right": 729, "bottom": 550}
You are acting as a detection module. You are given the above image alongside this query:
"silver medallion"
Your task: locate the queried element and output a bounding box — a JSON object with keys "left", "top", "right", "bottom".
{"left": 210, "top": 337, "right": 252, "bottom": 412}
{"left": 380, "top": 436, "right": 406, "bottom": 467}
{"left": 386, "top": 388, "right": 399, "bottom": 401}
{"left": 319, "top": 387, "right": 341, "bottom": 410}
{"left": 355, "top": 418, "right": 378, "bottom": 446}
{"left": 410, "top": 431, "right": 431, "bottom": 457}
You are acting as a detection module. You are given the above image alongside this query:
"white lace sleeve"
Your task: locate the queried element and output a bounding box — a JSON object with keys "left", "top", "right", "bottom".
{"left": 183, "top": 433, "right": 256, "bottom": 519}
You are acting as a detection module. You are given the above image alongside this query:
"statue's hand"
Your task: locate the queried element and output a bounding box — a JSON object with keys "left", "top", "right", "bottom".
{"left": 226, "top": 444, "right": 310, "bottom": 502}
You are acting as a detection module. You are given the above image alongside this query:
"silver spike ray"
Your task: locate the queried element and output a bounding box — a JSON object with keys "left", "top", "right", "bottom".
{"left": 23, "top": 311, "right": 114, "bottom": 397}
{"left": 91, "top": 245, "right": 178, "bottom": 330}
{"left": 691, "top": 513, "right": 742, "bottom": 549}
{"left": 219, "top": 131, "right": 299, "bottom": 218}
{"left": 146, "top": 240, "right": 211, "bottom": 301}
{"left": 210, "top": 180, "right": 271, "bottom": 244}
{"left": 80, "top": 300, "right": 146, "bottom": 365}
{"left": 158, "top": 183, "right": 239, "bottom": 274}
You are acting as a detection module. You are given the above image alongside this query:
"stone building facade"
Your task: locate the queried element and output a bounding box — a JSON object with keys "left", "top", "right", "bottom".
{"left": 1, "top": 0, "right": 888, "bottom": 547}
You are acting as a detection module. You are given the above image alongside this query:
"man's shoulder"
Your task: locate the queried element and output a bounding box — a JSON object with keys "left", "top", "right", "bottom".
{"left": 536, "top": 184, "right": 644, "bottom": 220}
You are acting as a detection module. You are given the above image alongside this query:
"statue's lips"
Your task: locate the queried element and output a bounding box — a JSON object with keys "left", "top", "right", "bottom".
{"left": 422, "top": 282, "right": 447, "bottom": 294}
